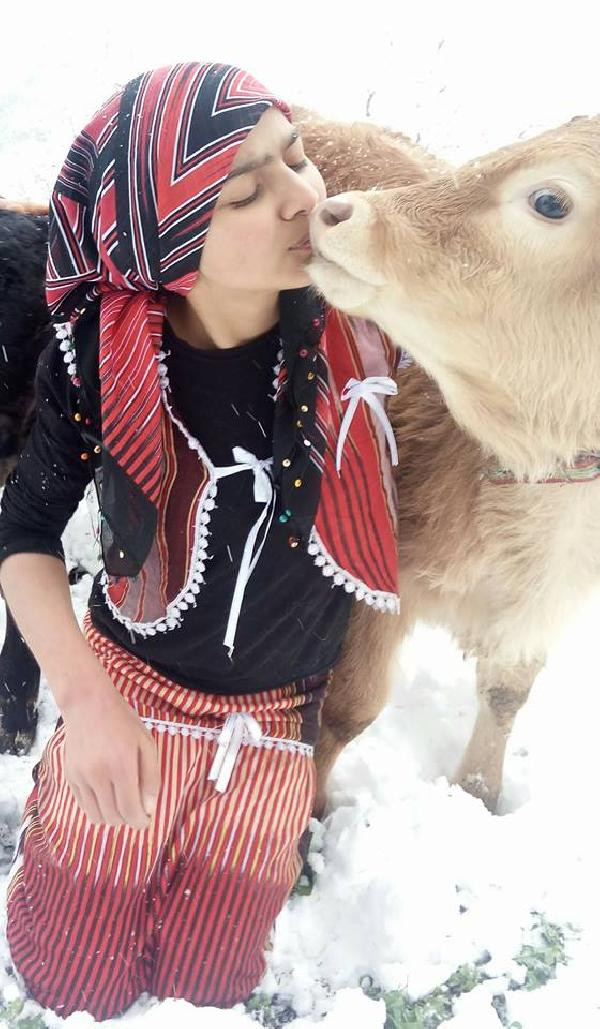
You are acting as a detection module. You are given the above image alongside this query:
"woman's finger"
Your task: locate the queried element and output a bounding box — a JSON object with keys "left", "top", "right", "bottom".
{"left": 138, "top": 735, "right": 160, "bottom": 820}
{"left": 113, "top": 757, "right": 151, "bottom": 830}
{"left": 70, "top": 781, "right": 104, "bottom": 825}
{"left": 92, "top": 780, "right": 125, "bottom": 827}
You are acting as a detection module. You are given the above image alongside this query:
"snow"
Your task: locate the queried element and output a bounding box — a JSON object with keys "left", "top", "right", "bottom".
{"left": 2, "top": 2, "right": 600, "bottom": 1025}
{"left": 2, "top": 0, "right": 599, "bottom": 198}
{"left": 2, "top": 505, "right": 600, "bottom": 1026}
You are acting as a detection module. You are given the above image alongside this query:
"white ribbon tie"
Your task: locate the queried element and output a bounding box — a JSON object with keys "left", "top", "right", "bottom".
{"left": 214, "top": 447, "right": 275, "bottom": 657}
{"left": 208, "top": 712, "right": 263, "bottom": 793}
{"left": 336, "top": 375, "right": 399, "bottom": 475}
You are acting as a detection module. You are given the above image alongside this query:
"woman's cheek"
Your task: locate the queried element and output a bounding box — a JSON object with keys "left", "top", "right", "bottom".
{"left": 239, "top": 213, "right": 278, "bottom": 260}
{"left": 203, "top": 220, "right": 254, "bottom": 279}
{"left": 226, "top": 220, "right": 273, "bottom": 284}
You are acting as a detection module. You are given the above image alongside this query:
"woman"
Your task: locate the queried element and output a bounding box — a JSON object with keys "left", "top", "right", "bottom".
{"left": 0, "top": 62, "right": 400, "bottom": 1019}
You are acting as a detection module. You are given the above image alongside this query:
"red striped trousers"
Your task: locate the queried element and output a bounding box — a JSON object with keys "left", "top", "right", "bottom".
{"left": 6, "top": 615, "right": 328, "bottom": 1019}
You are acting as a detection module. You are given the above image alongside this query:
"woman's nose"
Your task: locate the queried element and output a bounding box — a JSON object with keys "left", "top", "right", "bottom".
{"left": 320, "top": 198, "right": 354, "bottom": 227}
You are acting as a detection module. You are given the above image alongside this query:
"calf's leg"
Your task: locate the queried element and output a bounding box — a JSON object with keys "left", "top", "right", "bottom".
{"left": 454, "top": 649, "right": 543, "bottom": 812}
{"left": 314, "top": 603, "right": 405, "bottom": 817}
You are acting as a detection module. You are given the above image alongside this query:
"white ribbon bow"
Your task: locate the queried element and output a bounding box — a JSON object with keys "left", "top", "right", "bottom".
{"left": 214, "top": 447, "right": 275, "bottom": 657}
{"left": 336, "top": 375, "right": 399, "bottom": 475}
{"left": 208, "top": 712, "right": 263, "bottom": 793}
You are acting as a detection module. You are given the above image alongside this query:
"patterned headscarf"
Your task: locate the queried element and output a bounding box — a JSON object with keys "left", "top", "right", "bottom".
{"left": 46, "top": 63, "right": 291, "bottom": 511}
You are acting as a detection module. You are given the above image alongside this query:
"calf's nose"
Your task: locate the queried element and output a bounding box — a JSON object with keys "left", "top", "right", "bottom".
{"left": 320, "top": 198, "right": 354, "bottom": 227}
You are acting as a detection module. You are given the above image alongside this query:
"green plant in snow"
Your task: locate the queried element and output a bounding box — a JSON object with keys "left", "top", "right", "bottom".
{"left": 510, "top": 912, "right": 573, "bottom": 991}
{"left": 245, "top": 991, "right": 296, "bottom": 1026}
{"left": 0, "top": 996, "right": 48, "bottom": 1029}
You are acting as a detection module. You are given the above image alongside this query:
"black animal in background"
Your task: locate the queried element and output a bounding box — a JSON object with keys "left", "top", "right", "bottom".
{"left": 0, "top": 203, "right": 51, "bottom": 753}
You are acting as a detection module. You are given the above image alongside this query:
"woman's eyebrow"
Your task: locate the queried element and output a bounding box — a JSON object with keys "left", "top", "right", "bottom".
{"left": 224, "top": 130, "right": 300, "bottom": 182}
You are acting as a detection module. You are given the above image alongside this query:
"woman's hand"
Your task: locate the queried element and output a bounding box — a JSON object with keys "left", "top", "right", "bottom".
{"left": 61, "top": 665, "right": 160, "bottom": 831}
{"left": 0, "top": 555, "right": 160, "bottom": 830}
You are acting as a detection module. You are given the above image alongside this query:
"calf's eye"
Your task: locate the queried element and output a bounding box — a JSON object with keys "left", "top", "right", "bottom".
{"left": 528, "top": 188, "right": 572, "bottom": 220}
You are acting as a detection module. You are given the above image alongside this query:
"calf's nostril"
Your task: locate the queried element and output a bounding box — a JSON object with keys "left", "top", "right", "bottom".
{"left": 320, "top": 199, "right": 354, "bottom": 228}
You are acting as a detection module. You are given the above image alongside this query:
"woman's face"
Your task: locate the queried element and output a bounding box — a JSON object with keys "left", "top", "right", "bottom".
{"left": 200, "top": 107, "right": 326, "bottom": 291}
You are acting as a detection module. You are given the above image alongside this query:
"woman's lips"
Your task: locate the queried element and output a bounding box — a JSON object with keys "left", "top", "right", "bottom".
{"left": 289, "top": 237, "right": 312, "bottom": 251}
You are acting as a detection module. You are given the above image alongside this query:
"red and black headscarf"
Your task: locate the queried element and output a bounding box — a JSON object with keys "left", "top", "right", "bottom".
{"left": 44, "top": 62, "right": 402, "bottom": 617}
{"left": 47, "top": 63, "right": 291, "bottom": 499}
{"left": 45, "top": 63, "right": 326, "bottom": 575}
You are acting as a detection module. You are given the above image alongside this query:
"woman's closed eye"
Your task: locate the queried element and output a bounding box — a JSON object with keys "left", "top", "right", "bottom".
{"left": 230, "top": 158, "right": 310, "bottom": 208}
{"left": 231, "top": 187, "right": 261, "bottom": 209}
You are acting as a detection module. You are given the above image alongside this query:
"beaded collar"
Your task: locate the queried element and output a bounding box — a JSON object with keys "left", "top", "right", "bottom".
{"left": 485, "top": 452, "right": 600, "bottom": 485}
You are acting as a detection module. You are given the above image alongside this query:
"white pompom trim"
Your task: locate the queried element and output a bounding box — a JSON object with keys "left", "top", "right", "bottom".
{"left": 307, "top": 526, "right": 400, "bottom": 614}
{"left": 55, "top": 322, "right": 79, "bottom": 384}
{"left": 100, "top": 351, "right": 218, "bottom": 638}
{"left": 270, "top": 344, "right": 284, "bottom": 401}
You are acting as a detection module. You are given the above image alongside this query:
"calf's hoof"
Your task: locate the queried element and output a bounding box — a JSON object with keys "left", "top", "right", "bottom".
{"left": 455, "top": 770, "right": 500, "bottom": 813}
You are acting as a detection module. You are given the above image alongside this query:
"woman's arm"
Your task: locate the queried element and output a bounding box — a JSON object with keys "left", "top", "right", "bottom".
{"left": 0, "top": 339, "right": 159, "bottom": 828}
{"left": 0, "top": 552, "right": 98, "bottom": 700}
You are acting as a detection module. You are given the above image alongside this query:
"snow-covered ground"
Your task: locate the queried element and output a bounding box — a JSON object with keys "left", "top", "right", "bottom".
{"left": 2, "top": 500, "right": 600, "bottom": 1028}
{"left": 1, "top": 2, "right": 599, "bottom": 1025}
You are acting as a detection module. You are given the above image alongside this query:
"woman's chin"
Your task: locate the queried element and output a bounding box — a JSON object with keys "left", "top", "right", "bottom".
{"left": 280, "top": 263, "right": 319, "bottom": 290}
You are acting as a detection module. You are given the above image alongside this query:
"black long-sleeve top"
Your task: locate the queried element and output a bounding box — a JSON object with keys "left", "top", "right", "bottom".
{"left": 0, "top": 313, "right": 353, "bottom": 694}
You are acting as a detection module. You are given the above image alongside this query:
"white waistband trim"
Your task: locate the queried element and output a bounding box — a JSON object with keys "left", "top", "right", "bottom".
{"left": 141, "top": 713, "right": 313, "bottom": 793}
